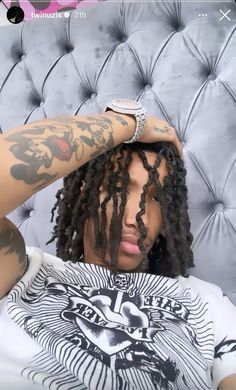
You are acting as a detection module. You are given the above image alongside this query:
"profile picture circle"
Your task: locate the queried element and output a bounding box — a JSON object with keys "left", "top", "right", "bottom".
{"left": 7, "top": 6, "right": 24, "bottom": 24}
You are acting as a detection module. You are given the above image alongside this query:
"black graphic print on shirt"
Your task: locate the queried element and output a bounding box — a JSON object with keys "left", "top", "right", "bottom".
{"left": 215, "top": 337, "right": 236, "bottom": 359}
{"left": 7, "top": 262, "right": 215, "bottom": 390}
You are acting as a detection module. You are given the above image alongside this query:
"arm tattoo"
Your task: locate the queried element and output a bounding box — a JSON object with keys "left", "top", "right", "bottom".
{"left": 6, "top": 123, "right": 81, "bottom": 189}
{"left": 0, "top": 219, "right": 27, "bottom": 275}
{"left": 154, "top": 125, "right": 171, "bottom": 134}
{"left": 75, "top": 116, "right": 115, "bottom": 158}
{"left": 104, "top": 113, "right": 129, "bottom": 127}
{"left": 5, "top": 115, "right": 122, "bottom": 188}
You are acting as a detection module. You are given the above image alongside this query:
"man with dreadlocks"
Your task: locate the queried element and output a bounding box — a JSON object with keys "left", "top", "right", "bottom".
{"left": 0, "top": 99, "right": 236, "bottom": 390}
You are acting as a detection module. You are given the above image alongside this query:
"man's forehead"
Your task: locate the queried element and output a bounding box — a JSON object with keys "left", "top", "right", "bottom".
{"left": 129, "top": 153, "right": 168, "bottom": 185}
{"left": 106, "top": 149, "right": 168, "bottom": 185}
{"left": 110, "top": 149, "right": 163, "bottom": 164}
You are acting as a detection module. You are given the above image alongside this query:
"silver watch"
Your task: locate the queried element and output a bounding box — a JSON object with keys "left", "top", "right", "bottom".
{"left": 103, "top": 99, "right": 147, "bottom": 143}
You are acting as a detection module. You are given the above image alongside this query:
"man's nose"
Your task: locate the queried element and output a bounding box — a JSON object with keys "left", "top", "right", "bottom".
{"left": 123, "top": 195, "right": 148, "bottom": 228}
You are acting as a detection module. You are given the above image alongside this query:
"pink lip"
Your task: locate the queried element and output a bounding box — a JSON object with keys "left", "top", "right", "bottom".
{"left": 120, "top": 239, "right": 141, "bottom": 255}
{"left": 120, "top": 241, "right": 141, "bottom": 255}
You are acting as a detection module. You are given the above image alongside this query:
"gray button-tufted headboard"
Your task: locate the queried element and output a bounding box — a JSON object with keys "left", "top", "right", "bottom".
{"left": 1, "top": 0, "right": 236, "bottom": 304}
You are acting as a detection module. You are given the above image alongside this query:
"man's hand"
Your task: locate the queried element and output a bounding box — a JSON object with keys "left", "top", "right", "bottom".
{"left": 139, "top": 115, "right": 183, "bottom": 159}
{"left": 218, "top": 374, "right": 236, "bottom": 390}
{"left": 0, "top": 217, "right": 27, "bottom": 299}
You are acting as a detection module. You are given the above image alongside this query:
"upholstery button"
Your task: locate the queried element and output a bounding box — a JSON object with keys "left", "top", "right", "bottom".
{"left": 91, "top": 93, "right": 97, "bottom": 99}
{"left": 214, "top": 202, "right": 224, "bottom": 212}
{"left": 29, "top": 210, "right": 34, "bottom": 217}
{"left": 67, "top": 45, "right": 74, "bottom": 53}
{"left": 21, "top": 54, "right": 26, "bottom": 60}
{"left": 173, "top": 23, "right": 184, "bottom": 32}
{"left": 40, "top": 100, "right": 44, "bottom": 107}
{"left": 145, "top": 84, "right": 152, "bottom": 91}
{"left": 176, "top": 25, "right": 184, "bottom": 32}
{"left": 207, "top": 74, "right": 216, "bottom": 81}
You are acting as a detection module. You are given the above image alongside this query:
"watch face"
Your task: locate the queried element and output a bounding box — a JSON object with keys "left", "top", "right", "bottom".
{"left": 111, "top": 99, "right": 142, "bottom": 111}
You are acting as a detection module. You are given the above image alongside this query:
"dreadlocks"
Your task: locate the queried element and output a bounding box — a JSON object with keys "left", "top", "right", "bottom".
{"left": 47, "top": 141, "right": 194, "bottom": 278}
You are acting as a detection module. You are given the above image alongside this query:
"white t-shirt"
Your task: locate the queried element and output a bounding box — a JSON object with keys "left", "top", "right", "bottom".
{"left": 0, "top": 247, "right": 236, "bottom": 390}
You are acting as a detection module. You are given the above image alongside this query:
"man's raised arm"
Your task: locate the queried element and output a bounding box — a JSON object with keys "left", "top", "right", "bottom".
{"left": 0, "top": 112, "right": 135, "bottom": 219}
{"left": 0, "top": 110, "right": 182, "bottom": 298}
{"left": 0, "top": 112, "right": 135, "bottom": 299}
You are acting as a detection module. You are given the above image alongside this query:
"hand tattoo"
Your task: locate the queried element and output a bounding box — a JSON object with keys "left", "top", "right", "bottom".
{"left": 154, "top": 125, "right": 171, "bottom": 134}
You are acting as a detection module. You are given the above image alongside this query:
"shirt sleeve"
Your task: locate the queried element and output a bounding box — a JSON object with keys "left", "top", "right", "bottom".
{"left": 212, "top": 289, "right": 236, "bottom": 389}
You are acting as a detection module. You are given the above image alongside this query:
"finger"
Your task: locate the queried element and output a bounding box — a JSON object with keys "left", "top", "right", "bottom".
{"left": 168, "top": 128, "right": 183, "bottom": 160}
{"left": 176, "top": 140, "right": 183, "bottom": 160}
{"left": 171, "top": 129, "right": 183, "bottom": 160}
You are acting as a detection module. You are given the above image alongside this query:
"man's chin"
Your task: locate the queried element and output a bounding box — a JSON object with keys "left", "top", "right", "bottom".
{"left": 115, "top": 255, "right": 144, "bottom": 273}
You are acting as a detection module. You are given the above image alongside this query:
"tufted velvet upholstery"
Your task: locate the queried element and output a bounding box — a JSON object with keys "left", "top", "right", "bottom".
{"left": 1, "top": 0, "right": 236, "bottom": 304}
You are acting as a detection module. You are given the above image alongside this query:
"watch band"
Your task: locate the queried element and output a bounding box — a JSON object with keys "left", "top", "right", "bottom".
{"left": 124, "top": 108, "right": 147, "bottom": 144}
{"left": 103, "top": 99, "right": 147, "bottom": 143}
